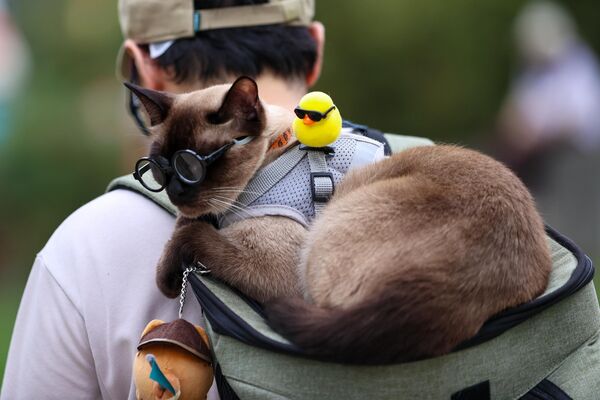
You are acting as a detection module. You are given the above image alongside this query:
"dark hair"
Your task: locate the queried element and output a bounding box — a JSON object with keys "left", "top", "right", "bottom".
{"left": 151, "top": 0, "right": 317, "bottom": 83}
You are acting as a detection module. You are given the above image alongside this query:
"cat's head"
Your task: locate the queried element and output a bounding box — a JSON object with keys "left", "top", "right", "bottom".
{"left": 125, "top": 77, "right": 280, "bottom": 218}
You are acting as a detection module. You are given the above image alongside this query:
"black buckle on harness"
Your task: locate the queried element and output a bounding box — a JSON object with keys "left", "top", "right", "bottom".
{"left": 299, "top": 144, "right": 335, "bottom": 155}
{"left": 310, "top": 172, "right": 334, "bottom": 203}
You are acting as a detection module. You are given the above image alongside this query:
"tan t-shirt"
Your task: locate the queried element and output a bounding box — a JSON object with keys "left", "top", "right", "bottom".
{"left": 1, "top": 189, "right": 220, "bottom": 400}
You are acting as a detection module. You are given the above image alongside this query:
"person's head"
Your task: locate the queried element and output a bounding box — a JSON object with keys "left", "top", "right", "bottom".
{"left": 118, "top": 0, "right": 325, "bottom": 97}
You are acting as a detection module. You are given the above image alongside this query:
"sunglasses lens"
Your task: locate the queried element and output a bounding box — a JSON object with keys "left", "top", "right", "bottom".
{"left": 307, "top": 111, "right": 323, "bottom": 122}
{"left": 174, "top": 152, "right": 205, "bottom": 183}
{"left": 136, "top": 159, "right": 166, "bottom": 192}
{"left": 295, "top": 108, "right": 326, "bottom": 122}
{"left": 294, "top": 108, "right": 306, "bottom": 119}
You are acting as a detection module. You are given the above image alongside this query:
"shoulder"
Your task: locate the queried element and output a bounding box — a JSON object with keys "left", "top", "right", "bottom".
{"left": 342, "top": 120, "right": 434, "bottom": 154}
{"left": 384, "top": 133, "right": 434, "bottom": 153}
{"left": 35, "top": 189, "right": 195, "bottom": 399}
{"left": 55, "top": 187, "right": 173, "bottom": 229}
{"left": 42, "top": 188, "right": 175, "bottom": 264}
{"left": 39, "top": 189, "right": 176, "bottom": 311}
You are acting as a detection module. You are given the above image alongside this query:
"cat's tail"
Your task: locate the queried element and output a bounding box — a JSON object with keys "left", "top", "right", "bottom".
{"left": 265, "top": 288, "right": 477, "bottom": 364}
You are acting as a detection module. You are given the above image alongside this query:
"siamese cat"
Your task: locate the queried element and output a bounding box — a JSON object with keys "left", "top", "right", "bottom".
{"left": 126, "top": 77, "right": 551, "bottom": 364}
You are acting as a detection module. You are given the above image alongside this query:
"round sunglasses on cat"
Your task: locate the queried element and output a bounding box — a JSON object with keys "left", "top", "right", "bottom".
{"left": 293, "top": 105, "right": 336, "bottom": 122}
{"left": 133, "top": 142, "right": 235, "bottom": 192}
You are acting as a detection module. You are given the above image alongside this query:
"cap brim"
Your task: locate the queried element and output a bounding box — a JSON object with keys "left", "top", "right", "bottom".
{"left": 116, "top": 43, "right": 131, "bottom": 81}
{"left": 137, "top": 338, "right": 212, "bottom": 363}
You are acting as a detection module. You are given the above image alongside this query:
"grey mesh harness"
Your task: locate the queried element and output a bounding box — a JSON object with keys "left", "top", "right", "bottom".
{"left": 217, "top": 129, "right": 386, "bottom": 228}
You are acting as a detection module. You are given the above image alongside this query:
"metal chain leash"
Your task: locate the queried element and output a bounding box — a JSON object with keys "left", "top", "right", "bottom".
{"left": 178, "top": 262, "right": 211, "bottom": 319}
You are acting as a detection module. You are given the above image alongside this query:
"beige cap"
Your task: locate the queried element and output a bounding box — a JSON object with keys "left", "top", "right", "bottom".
{"left": 117, "top": 0, "right": 315, "bottom": 80}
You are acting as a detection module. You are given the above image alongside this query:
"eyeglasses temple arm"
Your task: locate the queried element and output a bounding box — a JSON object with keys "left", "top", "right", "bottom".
{"left": 133, "top": 162, "right": 151, "bottom": 181}
{"left": 205, "top": 142, "right": 235, "bottom": 165}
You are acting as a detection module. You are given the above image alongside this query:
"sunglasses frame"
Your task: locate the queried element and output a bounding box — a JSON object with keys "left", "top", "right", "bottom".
{"left": 294, "top": 105, "right": 336, "bottom": 122}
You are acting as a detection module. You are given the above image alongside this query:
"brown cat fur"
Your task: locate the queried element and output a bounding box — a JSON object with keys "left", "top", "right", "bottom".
{"left": 126, "top": 77, "right": 551, "bottom": 363}
{"left": 266, "top": 144, "right": 552, "bottom": 363}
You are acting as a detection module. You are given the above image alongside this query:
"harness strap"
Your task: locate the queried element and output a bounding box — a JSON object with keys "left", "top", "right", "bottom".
{"left": 236, "top": 145, "right": 307, "bottom": 206}
{"left": 307, "top": 150, "right": 334, "bottom": 214}
{"left": 107, "top": 174, "right": 177, "bottom": 216}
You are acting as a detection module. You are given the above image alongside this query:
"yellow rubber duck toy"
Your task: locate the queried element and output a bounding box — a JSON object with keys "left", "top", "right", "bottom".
{"left": 292, "top": 91, "right": 342, "bottom": 148}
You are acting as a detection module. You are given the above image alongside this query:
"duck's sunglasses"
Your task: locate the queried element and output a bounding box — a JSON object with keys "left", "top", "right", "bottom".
{"left": 133, "top": 142, "right": 234, "bottom": 192}
{"left": 293, "top": 105, "right": 336, "bottom": 122}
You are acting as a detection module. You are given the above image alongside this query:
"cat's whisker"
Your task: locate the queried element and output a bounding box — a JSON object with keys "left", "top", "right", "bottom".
{"left": 207, "top": 199, "right": 234, "bottom": 216}
{"left": 210, "top": 195, "right": 251, "bottom": 214}
{"left": 220, "top": 206, "right": 253, "bottom": 223}
{"left": 210, "top": 198, "right": 250, "bottom": 220}
{"left": 206, "top": 187, "right": 263, "bottom": 196}
{"left": 211, "top": 185, "right": 262, "bottom": 192}
{"left": 207, "top": 199, "right": 238, "bottom": 220}
{"left": 226, "top": 207, "right": 248, "bottom": 222}
{"left": 209, "top": 186, "right": 251, "bottom": 191}
{"left": 213, "top": 198, "right": 253, "bottom": 218}
{"left": 214, "top": 195, "right": 253, "bottom": 211}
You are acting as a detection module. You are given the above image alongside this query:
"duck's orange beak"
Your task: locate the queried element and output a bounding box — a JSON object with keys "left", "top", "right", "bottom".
{"left": 303, "top": 115, "right": 315, "bottom": 126}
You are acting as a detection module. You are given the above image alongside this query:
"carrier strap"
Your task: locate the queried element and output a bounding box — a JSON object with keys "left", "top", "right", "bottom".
{"left": 518, "top": 379, "right": 573, "bottom": 400}
{"left": 450, "top": 379, "right": 573, "bottom": 400}
{"left": 307, "top": 150, "right": 334, "bottom": 214}
{"left": 451, "top": 381, "right": 490, "bottom": 400}
{"left": 214, "top": 364, "right": 241, "bottom": 400}
{"left": 107, "top": 174, "right": 177, "bottom": 216}
{"left": 343, "top": 120, "right": 392, "bottom": 155}
{"left": 452, "top": 378, "right": 573, "bottom": 400}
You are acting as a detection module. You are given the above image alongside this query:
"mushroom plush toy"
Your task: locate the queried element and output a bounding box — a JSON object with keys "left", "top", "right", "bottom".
{"left": 133, "top": 319, "right": 213, "bottom": 400}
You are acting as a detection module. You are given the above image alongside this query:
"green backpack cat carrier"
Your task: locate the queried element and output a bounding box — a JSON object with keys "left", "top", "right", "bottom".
{"left": 109, "top": 132, "right": 600, "bottom": 400}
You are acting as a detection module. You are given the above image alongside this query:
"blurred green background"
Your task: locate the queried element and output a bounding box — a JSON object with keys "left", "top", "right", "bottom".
{"left": 1, "top": 0, "right": 599, "bottom": 382}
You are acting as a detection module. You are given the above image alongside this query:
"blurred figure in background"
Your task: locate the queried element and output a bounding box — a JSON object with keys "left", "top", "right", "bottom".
{"left": 0, "top": 0, "right": 29, "bottom": 143}
{"left": 496, "top": 0, "right": 600, "bottom": 257}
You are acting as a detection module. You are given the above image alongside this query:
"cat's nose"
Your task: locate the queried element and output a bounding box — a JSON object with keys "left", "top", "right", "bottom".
{"left": 167, "top": 180, "right": 191, "bottom": 202}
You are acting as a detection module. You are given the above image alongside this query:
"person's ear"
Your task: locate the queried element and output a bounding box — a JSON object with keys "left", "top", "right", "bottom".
{"left": 306, "top": 21, "right": 325, "bottom": 88}
{"left": 123, "top": 39, "right": 170, "bottom": 91}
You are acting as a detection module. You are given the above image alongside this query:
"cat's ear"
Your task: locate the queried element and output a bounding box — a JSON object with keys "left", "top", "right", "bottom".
{"left": 215, "top": 76, "right": 263, "bottom": 123}
{"left": 123, "top": 82, "right": 174, "bottom": 126}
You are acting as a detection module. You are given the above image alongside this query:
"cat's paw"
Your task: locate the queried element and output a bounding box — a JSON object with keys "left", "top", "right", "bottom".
{"left": 156, "top": 243, "right": 191, "bottom": 298}
{"left": 155, "top": 220, "right": 216, "bottom": 298}
{"left": 156, "top": 265, "right": 184, "bottom": 298}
